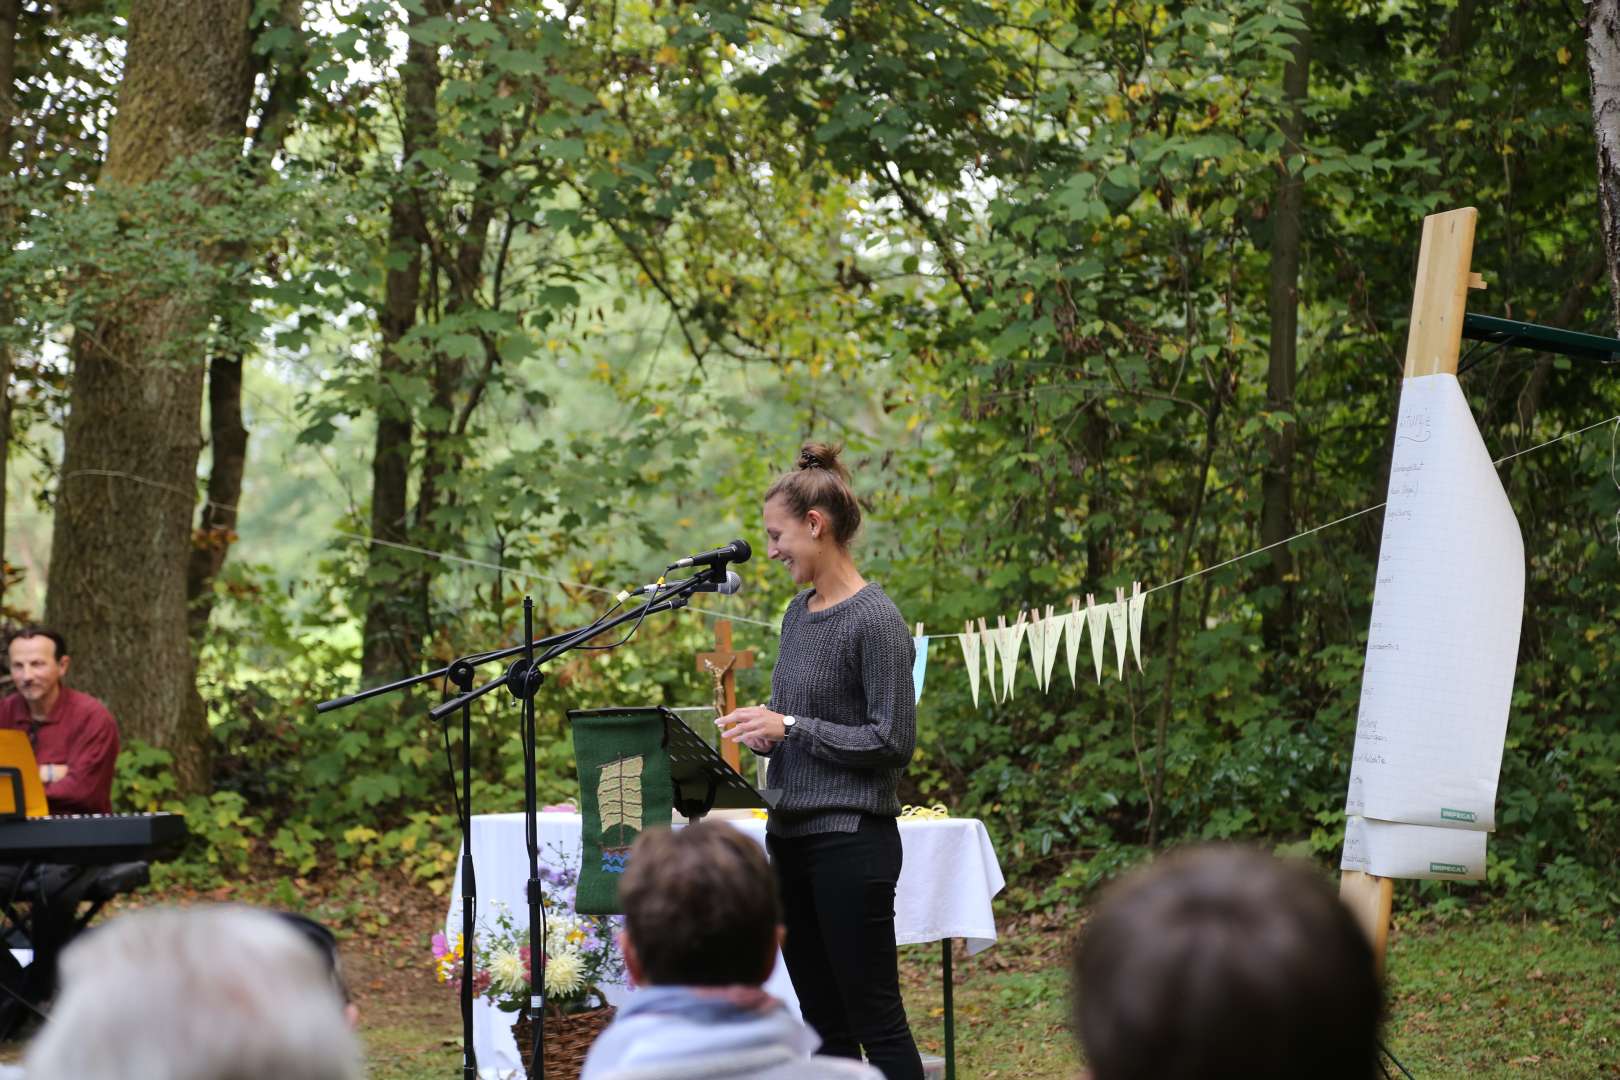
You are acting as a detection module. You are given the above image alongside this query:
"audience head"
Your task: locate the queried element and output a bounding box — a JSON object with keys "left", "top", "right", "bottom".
{"left": 1071, "top": 844, "right": 1382, "bottom": 1080}
{"left": 25, "top": 905, "right": 362, "bottom": 1080}
{"left": 618, "top": 822, "right": 782, "bottom": 987}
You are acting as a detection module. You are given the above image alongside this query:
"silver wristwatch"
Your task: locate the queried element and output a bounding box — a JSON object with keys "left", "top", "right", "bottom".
{"left": 782, "top": 715, "right": 797, "bottom": 735}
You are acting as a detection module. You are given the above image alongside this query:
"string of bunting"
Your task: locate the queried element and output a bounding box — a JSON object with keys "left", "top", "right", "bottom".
{"left": 911, "top": 412, "right": 1620, "bottom": 709}
{"left": 917, "top": 584, "right": 1146, "bottom": 710}
{"left": 61, "top": 409, "right": 1620, "bottom": 715}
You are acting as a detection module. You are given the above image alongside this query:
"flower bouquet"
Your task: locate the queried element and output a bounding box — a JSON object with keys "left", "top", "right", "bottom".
{"left": 433, "top": 854, "right": 623, "bottom": 1079}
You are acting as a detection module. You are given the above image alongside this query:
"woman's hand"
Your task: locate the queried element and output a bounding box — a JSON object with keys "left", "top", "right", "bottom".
{"left": 717, "top": 705, "right": 788, "bottom": 751}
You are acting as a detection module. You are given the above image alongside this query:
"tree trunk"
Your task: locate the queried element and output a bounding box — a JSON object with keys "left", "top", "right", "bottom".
{"left": 1148, "top": 392, "right": 1226, "bottom": 850}
{"left": 185, "top": 353, "right": 247, "bottom": 640}
{"left": 1503, "top": 253, "right": 1605, "bottom": 480}
{"left": 45, "top": 0, "right": 254, "bottom": 792}
{"left": 1586, "top": 0, "right": 1620, "bottom": 330}
{"left": 183, "top": 2, "right": 308, "bottom": 642}
{"left": 1260, "top": 21, "right": 1310, "bottom": 654}
{"left": 360, "top": 1, "right": 442, "bottom": 682}
{"left": 1430, "top": 0, "right": 1476, "bottom": 195}
{"left": 0, "top": 0, "right": 18, "bottom": 606}
{"left": 412, "top": 119, "right": 501, "bottom": 604}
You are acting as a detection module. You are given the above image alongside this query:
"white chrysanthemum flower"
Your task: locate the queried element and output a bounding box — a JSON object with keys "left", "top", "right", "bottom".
{"left": 543, "top": 950, "right": 585, "bottom": 997}
{"left": 488, "top": 947, "right": 527, "bottom": 995}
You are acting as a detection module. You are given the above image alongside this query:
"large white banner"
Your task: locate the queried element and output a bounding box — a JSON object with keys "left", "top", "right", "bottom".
{"left": 1342, "top": 373, "right": 1524, "bottom": 879}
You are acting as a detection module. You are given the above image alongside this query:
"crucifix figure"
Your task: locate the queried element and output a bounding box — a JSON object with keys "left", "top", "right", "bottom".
{"left": 697, "top": 619, "right": 754, "bottom": 772}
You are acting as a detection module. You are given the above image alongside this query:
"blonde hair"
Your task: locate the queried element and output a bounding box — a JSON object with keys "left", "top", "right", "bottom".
{"left": 763, "top": 441, "right": 862, "bottom": 546}
{"left": 25, "top": 905, "right": 362, "bottom": 1080}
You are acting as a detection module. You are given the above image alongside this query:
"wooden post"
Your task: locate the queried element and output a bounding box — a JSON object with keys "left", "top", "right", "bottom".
{"left": 1341, "top": 206, "right": 1484, "bottom": 975}
{"left": 697, "top": 619, "right": 754, "bottom": 772}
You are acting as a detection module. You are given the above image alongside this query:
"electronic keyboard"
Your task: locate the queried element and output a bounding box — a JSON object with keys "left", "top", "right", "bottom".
{"left": 0, "top": 812, "right": 188, "bottom": 864}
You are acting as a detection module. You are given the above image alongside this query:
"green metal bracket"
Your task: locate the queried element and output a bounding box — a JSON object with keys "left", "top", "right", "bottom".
{"left": 1461, "top": 313, "right": 1620, "bottom": 364}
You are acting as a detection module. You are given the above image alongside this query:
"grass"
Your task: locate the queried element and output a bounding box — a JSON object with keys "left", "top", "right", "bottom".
{"left": 364, "top": 1023, "right": 462, "bottom": 1079}
{"left": 892, "top": 916, "right": 1620, "bottom": 1079}
{"left": 363, "top": 914, "right": 1620, "bottom": 1079}
{"left": 1380, "top": 917, "right": 1620, "bottom": 1077}
{"left": 4, "top": 869, "right": 1611, "bottom": 1080}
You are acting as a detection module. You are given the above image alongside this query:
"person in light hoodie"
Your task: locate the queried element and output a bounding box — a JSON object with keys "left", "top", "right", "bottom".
{"left": 581, "top": 822, "right": 880, "bottom": 1080}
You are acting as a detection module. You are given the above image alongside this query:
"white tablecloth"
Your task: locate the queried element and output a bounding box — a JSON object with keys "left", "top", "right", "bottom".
{"left": 445, "top": 812, "right": 1005, "bottom": 1077}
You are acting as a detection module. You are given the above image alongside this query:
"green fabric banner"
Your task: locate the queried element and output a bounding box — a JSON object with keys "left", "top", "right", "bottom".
{"left": 571, "top": 710, "right": 672, "bottom": 914}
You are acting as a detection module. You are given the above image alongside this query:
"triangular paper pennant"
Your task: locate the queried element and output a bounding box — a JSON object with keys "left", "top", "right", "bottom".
{"left": 959, "top": 621, "right": 982, "bottom": 709}
{"left": 988, "top": 616, "right": 1005, "bottom": 702}
{"left": 979, "top": 617, "right": 1002, "bottom": 703}
{"left": 972, "top": 621, "right": 997, "bottom": 705}
{"left": 995, "top": 613, "right": 1027, "bottom": 700}
{"left": 1064, "top": 597, "right": 1085, "bottom": 688}
{"left": 1039, "top": 603, "right": 1063, "bottom": 689}
{"left": 1025, "top": 609, "right": 1049, "bottom": 692}
{"left": 1129, "top": 582, "right": 1146, "bottom": 672}
{"left": 1109, "top": 587, "right": 1130, "bottom": 680}
{"left": 912, "top": 631, "right": 930, "bottom": 705}
{"left": 1085, "top": 594, "right": 1108, "bottom": 683}
{"left": 1011, "top": 612, "right": 1029, "bottom": 698}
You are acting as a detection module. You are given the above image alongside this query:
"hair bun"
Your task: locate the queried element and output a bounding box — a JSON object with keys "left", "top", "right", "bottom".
{"left": 796, "top": 441, "right": 843, "bottom": 473}
{"left": 767, "top": 441, "right": 861, "bottom": 545}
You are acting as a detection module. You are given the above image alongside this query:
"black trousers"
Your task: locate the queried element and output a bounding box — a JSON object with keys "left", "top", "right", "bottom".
{"left": 768, "top": 815, "right": 924, "bottom": 1080}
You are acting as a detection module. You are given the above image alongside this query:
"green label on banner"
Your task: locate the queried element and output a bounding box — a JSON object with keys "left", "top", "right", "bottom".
{"left": 1440, "top": 807, "right": 1476, "bottom": 822}
{"left": 1429, "top": 862, "right": 1468, "bottom": 876}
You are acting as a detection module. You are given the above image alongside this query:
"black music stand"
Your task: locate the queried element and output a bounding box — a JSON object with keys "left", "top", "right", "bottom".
{"left": 567, "top": 707, "right": 777, "bottom": 821}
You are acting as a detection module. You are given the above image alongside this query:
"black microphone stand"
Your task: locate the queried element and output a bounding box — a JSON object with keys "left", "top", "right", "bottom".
{"left": 319, "top": 627, "right": 590, "bottom": 1080}
{"left": 431, "top": 572, "right": 714, "bottom": 1079}
{"left": 318, "top": 568, "right": 721, "bottom": 1080}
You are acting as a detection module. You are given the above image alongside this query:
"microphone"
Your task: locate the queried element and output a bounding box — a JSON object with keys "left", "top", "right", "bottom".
{"left": 623, "top": 570, "right": 743, "bottom": 598}
{"left": 668, "top": 538, "right": 752, "bottom": 570}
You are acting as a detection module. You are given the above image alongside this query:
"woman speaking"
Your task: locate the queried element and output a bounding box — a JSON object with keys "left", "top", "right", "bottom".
{"left": 718, "top": 443, "right": 923, "bottom": 1080}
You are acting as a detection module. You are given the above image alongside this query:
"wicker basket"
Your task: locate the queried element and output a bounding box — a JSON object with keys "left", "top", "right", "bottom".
{"left": 511, "top": 1004, "right": 616, "bottom": 1080}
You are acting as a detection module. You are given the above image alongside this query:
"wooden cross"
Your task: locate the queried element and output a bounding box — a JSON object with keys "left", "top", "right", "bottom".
{"left": 697, "top": 619, "right": 754, "bottom": 772}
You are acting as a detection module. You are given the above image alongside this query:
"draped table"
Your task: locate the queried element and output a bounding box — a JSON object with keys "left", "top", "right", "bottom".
{"left": 446, "top": 811, "right": 1006, "bottom": 1078}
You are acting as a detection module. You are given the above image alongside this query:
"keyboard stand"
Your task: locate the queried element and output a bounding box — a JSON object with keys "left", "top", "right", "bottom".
{"left": 0, "top": 860, "right": 151, "bottom": 1040}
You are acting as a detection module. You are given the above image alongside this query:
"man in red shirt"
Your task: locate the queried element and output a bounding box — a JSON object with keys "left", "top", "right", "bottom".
{"left": 0, "top": 626, "right": 120, "bottom": 814}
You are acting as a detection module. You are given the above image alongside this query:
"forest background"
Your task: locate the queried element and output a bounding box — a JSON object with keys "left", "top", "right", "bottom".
{"left": 1, "top": 0, "right": 1617, "bottom": 922}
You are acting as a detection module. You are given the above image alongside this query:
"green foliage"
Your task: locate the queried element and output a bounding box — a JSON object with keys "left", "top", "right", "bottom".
{"left": 12, "top": 0, "right": 1617, "bottom": 917}
{"left": 115, "top": 741, "right": 264, "bottom": 884}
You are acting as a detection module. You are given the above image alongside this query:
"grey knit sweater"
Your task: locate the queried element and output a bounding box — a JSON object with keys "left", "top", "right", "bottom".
{"left": 763, "top": 583, "right": 916, "bottom": 838}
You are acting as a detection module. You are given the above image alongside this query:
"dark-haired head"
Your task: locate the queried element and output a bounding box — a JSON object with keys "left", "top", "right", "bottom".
{"left": 275, "top": 912, "right": 351, "bottom": 1006}
{"left": 619, "top": 823, "right": 782, "bottom": 987}
{"left": 7, "top": 624, "right": 72, "bottom": 714}
{"left": 5, "top": 625, "right": 67, "bottom": 662}
{"left": 1072, "top": 845, "right": 1382, "bottom": 1080}
{"left": 762, "top": 443, "right": 862, "bottom": 586}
